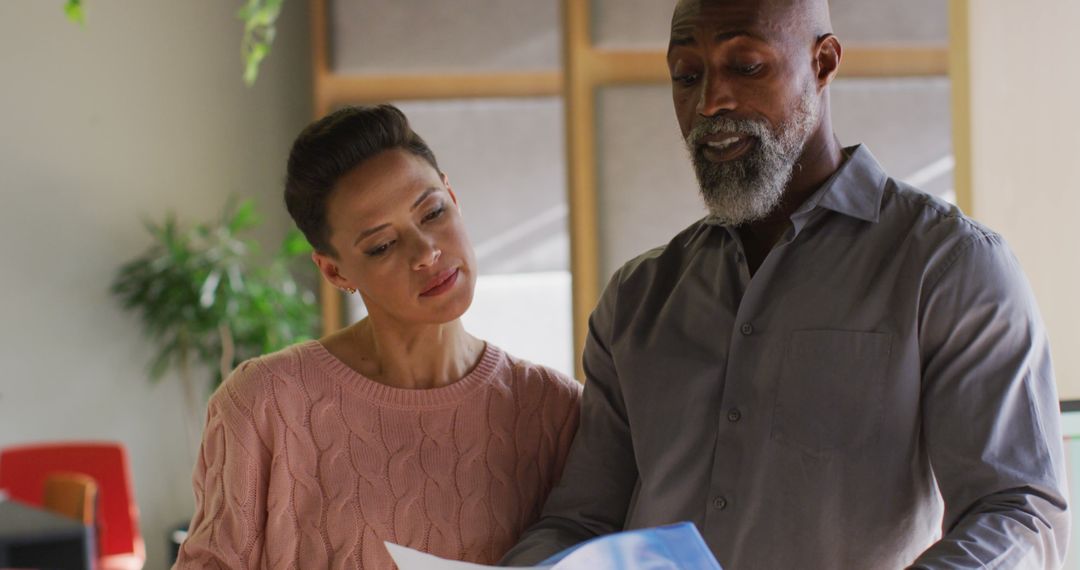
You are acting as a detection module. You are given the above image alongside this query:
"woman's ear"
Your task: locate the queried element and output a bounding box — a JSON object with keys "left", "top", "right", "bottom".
{"left": 312, "top": 251, "right": 352, "bottom": 291}
{"left": 442, "top": 172, "right": 460, "bottom": 207}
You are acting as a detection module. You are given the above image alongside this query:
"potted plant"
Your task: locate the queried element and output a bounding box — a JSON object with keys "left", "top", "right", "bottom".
{"left": 110, "top": 199, "right": 319, "bottom": 454}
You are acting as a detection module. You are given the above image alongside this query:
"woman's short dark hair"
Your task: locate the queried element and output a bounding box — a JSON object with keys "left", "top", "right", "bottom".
{"left": 284, "top": 104, "right": 440, "bottom": 256}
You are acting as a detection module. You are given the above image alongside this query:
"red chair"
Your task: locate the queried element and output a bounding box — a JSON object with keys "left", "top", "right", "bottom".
{"left": 0, "top": 442, "right": 146, "bottom": 570}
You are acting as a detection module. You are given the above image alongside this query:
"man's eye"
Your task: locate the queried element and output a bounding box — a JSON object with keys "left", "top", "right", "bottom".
{"left": 423, "top": 207, "right": 445, "bottom": 223}
{"left": 672, "top": 73, "right": 700, "bottom": 86}
{"left": 366, "top": 241, "right": 394, "bottom": 257}
{"left": 735, "top": 63, "right": 763, "bottom": 76}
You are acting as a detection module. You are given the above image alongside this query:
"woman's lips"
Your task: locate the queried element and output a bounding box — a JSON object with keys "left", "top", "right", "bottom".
{"left": 420, "top": 268, "right": 460, "bottom": 297}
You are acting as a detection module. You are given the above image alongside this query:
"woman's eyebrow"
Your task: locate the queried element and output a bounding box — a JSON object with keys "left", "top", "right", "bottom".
{"left": 353, "top": 187, "right": 441, "bottom": 246}
{"left": 354, "top": 223, "right": 389, "bottom": 246}
{"left": 410, "top": 187, "right": 439, "bottom": 211}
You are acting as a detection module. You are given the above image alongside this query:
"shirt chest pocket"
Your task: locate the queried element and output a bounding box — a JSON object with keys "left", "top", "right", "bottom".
{"left": 771, "top": 329, "right": 893, "bottom": 456}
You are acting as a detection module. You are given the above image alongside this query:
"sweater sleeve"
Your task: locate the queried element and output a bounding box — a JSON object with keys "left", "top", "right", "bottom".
{"left": 174, "top": 362, "right": 272, "bottom": 570}
{"left": 550, "top": 372, "right": 582, "bottom": 491}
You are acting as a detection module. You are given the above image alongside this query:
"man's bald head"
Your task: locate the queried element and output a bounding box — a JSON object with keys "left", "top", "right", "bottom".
{"left": 672, "top": 0, "right": 833, "bottom": 46}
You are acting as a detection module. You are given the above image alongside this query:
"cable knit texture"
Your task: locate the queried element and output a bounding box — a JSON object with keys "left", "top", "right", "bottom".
{"left": 174, "top": 340, "right": 581, "bottom": 569}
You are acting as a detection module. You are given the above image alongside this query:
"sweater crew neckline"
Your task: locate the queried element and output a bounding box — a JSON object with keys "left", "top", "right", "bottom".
{"left": 303, "top": 339, "right": 504, "bottom": 409}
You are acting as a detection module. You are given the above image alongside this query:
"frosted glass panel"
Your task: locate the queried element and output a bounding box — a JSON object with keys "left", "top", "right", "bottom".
{"left": 393, "top": 98, "right": 568, "bottom": 275}
{"left": 831, "top": 0, "right": 947, "bottom": 44}
{"left": 596, "top": 86, "right": 703, "bottom": 282}
{"left": 591, "top": 0, "right": 679, "bottom": 49}
{"left": 831, "top": 78, "right": 954, "bottom": 200}
{"left": 330, "top": 0, "right": 560, "bottom": 73}
{"left": 591, "top": 0, "right": 946, "bottom": 49}
{"left": 461, "top": 272, "right": 574, "bottom": 377}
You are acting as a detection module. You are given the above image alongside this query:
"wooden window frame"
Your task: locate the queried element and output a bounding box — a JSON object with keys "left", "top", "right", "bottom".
{"left": 310, "top": 0, "right": 962, "bottom": 380}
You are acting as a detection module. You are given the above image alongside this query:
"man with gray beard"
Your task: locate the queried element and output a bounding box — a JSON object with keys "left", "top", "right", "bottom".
{"left": 688, "top": 77, "right": 819, "bottom": 228}
{"left": 503, "top": 0, "right": 1068, "bottom": 569}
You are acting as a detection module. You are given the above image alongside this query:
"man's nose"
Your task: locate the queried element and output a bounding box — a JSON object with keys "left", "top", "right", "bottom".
{"left": 698, "top": 72, "right": 737, "bottom": 118}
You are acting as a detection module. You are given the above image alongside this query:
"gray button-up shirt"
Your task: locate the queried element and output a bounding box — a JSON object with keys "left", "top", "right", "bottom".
{"left": 503, "top": 146, "right": 1068, "bottom": 569}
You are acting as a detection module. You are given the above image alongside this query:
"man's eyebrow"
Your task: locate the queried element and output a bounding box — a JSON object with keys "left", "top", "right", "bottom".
{"left": 669, "top": 34, "right": 696, "bottom": 48}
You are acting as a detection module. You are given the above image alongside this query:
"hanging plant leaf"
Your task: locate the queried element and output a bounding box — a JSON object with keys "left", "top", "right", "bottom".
{"left": 238, "top": 0, "right": 285, "bottom": 86}
{"left": 64, "top": 0, "right": 85, "bottom": 25}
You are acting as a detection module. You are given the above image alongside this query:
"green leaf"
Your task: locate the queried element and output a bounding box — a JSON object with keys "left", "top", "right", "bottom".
{"left": 279, "top": 229, "right": 313, "bottom": 257}
{"left": 228, "top": 199, "right": 260, "bottom": 233}
{"left": 238, "top": 0, "right": 284, "bottom": 86}
{"left": 64, "top": 0, "right": 84, "bottom": 25}
{"left": 199, "top": 270, "right": 221, "bottom": 309}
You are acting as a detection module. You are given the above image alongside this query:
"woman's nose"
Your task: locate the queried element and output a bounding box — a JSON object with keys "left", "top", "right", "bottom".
{"left": 411, "top": 234, "right": 441, "bottom": 270}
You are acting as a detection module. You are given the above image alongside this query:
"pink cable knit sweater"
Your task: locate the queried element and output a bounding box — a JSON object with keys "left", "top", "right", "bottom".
{"left": 174, "top": 340, "right": 581, "bottom": 569}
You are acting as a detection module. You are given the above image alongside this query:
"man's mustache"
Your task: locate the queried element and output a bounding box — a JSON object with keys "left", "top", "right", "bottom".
{"left": 686, "top": 116, "right": 770, "bottom": 146}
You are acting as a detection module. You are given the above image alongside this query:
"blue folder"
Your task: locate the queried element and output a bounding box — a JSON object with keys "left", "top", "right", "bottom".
{"left": 538, "top": 522, "right": 722, "bottom": 570}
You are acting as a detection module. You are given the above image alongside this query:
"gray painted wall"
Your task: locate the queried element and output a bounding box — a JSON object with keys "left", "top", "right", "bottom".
{"left": 0, "top": 2, "right": 311, "bottom": 568}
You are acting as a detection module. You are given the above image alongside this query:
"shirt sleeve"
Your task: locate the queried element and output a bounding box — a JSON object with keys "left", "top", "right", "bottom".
{"left": 500, "top": 270, "right": 638, "bottom": 566}
{"left": 174, "top": 363, "right": 271, "bottom": 570}
{"left": 910, "top": 232, "right": 1069, "bottom": 569}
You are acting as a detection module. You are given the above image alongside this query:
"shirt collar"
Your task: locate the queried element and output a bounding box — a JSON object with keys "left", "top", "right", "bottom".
{"left": 698, "top": 144, "right": 888, "bottom": 232}
{"left": 791, "top": 144, "right": 887, "bottom": 225}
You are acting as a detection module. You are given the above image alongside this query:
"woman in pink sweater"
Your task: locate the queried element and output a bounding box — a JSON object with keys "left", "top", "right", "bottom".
{"left": 174, "top": 105, "right": 581, "bottom": 569}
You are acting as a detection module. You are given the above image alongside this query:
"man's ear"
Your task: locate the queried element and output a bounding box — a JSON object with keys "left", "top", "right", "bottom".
{"left": 813, "top": 33, "right": 843, "bottom": 89}
{"left": 312, "top": 250, "right": 352, "bottom": 290}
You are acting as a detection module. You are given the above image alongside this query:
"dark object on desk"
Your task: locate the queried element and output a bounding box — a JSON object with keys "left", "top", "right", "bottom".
{"left": 0, "top": 499, "right": 94, "bottom": 570}
{"left": 0, "top": 442, "right": 145, "bottom": 569}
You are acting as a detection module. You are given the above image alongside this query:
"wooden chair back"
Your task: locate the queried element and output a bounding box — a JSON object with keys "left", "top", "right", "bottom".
{"left": 43, "top": 471, "right": 98, "bottom": 525}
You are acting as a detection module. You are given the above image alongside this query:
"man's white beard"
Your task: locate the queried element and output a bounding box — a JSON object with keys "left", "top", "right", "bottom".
{"left": 685, "top": 84, "right": 820, "bottom": 226}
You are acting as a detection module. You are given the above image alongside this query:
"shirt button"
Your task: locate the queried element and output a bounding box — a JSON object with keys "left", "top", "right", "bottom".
{"left": 740, "top": 322, "right": 754, "bottom": 336}
{"left": 712, "top": 496, "right": 728, "bottom": 510}
{"left": 727, "top": 408, "right": 742, "bottom": 422}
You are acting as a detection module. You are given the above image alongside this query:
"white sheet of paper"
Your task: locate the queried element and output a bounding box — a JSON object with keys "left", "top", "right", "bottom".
{"left": 384, "top": 542, "right": 552, "bottom": 570}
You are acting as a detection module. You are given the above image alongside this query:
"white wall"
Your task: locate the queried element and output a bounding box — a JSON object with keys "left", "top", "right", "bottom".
{"left": 966, "top": 1, "right": 1080, "bottom": 400}
{"left": 0, "top": 2, "right": 311, "bottom": 568}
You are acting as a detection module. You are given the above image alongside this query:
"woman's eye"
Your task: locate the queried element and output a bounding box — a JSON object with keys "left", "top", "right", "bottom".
{"left": 423, "top": 207, "right": 445, "bottom": 223}
{"left": 366, "top": 240, "right": 394, "bottom": 257}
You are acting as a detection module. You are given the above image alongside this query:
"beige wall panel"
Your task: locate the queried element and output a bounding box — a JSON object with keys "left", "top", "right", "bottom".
{"left": 966, "top": 0, "right": 1080, "bottom": 399}
{"left": 330, "top": 0, "right": 560, "bottom": 73}
{"left": 394, "top": 98, "right": 569, "bottom": 275}
{"left": 596, "top": 86, "right": 705, "bottom": 282}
